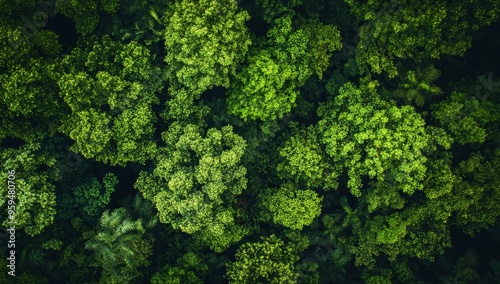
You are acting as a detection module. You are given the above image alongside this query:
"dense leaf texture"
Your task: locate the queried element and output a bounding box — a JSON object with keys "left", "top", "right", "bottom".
{"left": 163, "top": 0, "right": 251, "bottom": 95}
{"left": 135, "top": 123, "right": 248, "bottom": 252}
{"left": 58, "top": 36, "right": 164, "bottom": 165}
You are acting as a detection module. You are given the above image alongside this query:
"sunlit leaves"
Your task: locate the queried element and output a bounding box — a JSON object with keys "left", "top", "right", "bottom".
{"left": 227, "top": 49, "right": 297, "bottom": 121}
{"left": 432, "top": 91, "right": 499, "bottom": 145}
{"left": 277, "top": 127, "right": 338, "bottom": 190}
{"left": 260, "top": 183, "right": 323, "bottom": 230}
{"left": 58, "top": 36, "right": 163, "bottom": 165}
{"left": 164, "top": 0, "right": 251, "bottom": 95}
{"left": 226, "top": 235, "right": 299, "bottom": 283}
{"left": 318, "top": 82, "right": 429, "bottom": 204}
{"left": 135, "top": 123, "right": 248, "bottom": 252}
{"left": 0, "top": 142, "right": 58, "bottom": 236}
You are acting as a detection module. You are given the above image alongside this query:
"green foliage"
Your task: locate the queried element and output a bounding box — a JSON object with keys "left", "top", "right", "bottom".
{"left": 392, "top": 65, "right": 442, "bottom": 106}
{"left": 439, "top": 249, "right": 480, "bottom": 284}
{"left": 74, "top": 173, "right": 118, "bottom": 218}
{"left": 85, "top": 207, "right": 155, "bottom": 283}
{"left": 58, "top": 36, "right": 164, "bottom": 165}
{"left": 277, "top": 126, "right": 337, "bottom": 190}
{"left": 60, "top": 232, "right": 100, "bottom": 283}
{"left": 56, "top": 0, "right": 121, "bottom": 35}
{"left": 151, "top": 266, "right": 202, "bottom": 284}
{"left": 228, "top": 49, "right": 298, "bottom": 121}
{"left": 345, "top": 0, "right": 500, "bottom": 77}
{"left": 17, "top": 273, "right": 49, "bottom": 284}
{"left": 228, "top": 15, "right": 342, "bottom": 121}
{"left": 162, "top": 88, "right": 211, "bottom": 124}
{"left": 163, "top": 0, "right": 251, "bottom": 96}
{"left": 0, "top": 142, "right": 58, "bottom": 236}
{"left": 451, "top": 154, "right": 500, "bottom": 235}
{"left": 432, "top": 91, "right": 499, "bottom": 145}
{"left": 318, "top": 82, "right": 429, "bottom": 203}
{"left": 0, "top": 23, "right": 64, "bottom": 141}
{"left": 151, "top": 252, "right": 207, "bottom": 284}
{"left": 112, "top": 0, "right": 169, "bottom": 46}
{"left": 260, "top": 183, "right": 323, "bottom": 230}
{"left": 1, "top": 0, "right": 499, "bottom": 282}
{"left": 226, "top": 234, "right": 300, "bottom": 283}
{"left": 41, "top": 239, "right": 63, "bottom": 251}
{"left": 256, "top": 0, "right": 302, "bottom": 23}
{"left": 135, "top": 122, "right": 248, "bottom": 252}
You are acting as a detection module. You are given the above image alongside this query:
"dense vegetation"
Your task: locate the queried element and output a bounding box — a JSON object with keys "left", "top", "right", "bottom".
{"left": 1, "top": 0, "right": 499, "bottom": 283}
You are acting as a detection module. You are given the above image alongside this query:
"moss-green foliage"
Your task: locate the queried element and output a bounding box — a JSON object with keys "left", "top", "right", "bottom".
{"left": 0, "top": 22, "right": 64, "bottom": 141}
{"left": 73, "top": 173, "right": 118, "bottom": 218}
{"left": 41, "top": 239, "right": 63, "bottom": 251}
{"left": 111, "top": 0, "right": 169, "bottom": 46}
{"left": 433, "top": 91, "right": 499, "bottom": 145}
{"left": 318, "top": 82, "right": 429, "bottom": 202}
{"left": 277, "top": 126, "right": 338, "bottom": 190}
{"left": 151, "top": 252, "right": 207, "bottom": 284}
{"left": 226, "top": 235, "right": 300, "bottom": 283}
{"left": 451, "top": 154, "right": 500, "bottom": 235}
{"left": 392, "top": 65, "right": 443, "bottom": 107}
{"left": 256, "top": 0, "right": 302, "bottom": 23}
{"left": 57, "top": 172, "right": 118, "bottom": 222}
{"left": 1, "top": 0, "right": 500, "bottom": 283}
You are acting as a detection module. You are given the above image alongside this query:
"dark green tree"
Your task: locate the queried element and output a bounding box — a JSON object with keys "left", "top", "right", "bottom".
{"left": 345, "top": 0, "right": 500, "bottom": 77}
{"left": 85, "top": 207, "right": 156, "bottom": 283}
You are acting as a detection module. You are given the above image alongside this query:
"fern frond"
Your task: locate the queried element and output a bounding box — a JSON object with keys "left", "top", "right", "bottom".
{"left": 422, "top": 65, "right": 441, "bottom": 84}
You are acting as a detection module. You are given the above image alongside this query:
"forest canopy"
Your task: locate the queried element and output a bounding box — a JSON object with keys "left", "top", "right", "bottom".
{"left": 1, "top": 0, "right": 499, "bottom": 283}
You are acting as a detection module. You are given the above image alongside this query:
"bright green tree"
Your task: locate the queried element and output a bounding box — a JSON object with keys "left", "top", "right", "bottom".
{"left": 227, "top": 16, "right": 342, "bottom": 121}
{"left": 226, "top": 234, "right": 300, "bottom": 283}
{"left": 259, "top": 183, "right": 323, "bottom": 230}
{"left": 0, "top": 22, "right": 65, "bottom": 141}
{"left": 163, "top": 0, "right": 252, "bottom": 96}
{"left": 0, "top": 142, "right": 58, "bottom": 236}
{"left": 58, "top": 36, "right": 164, "bottom": 165}
{"left": 135, "top": 122, "right": 248, "bottom": 252}
{"left": 317, "top": 82, "right": 429, "bottom": 205}
{"left": 277, "top": 126, "right": 337, "bottom": 190}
